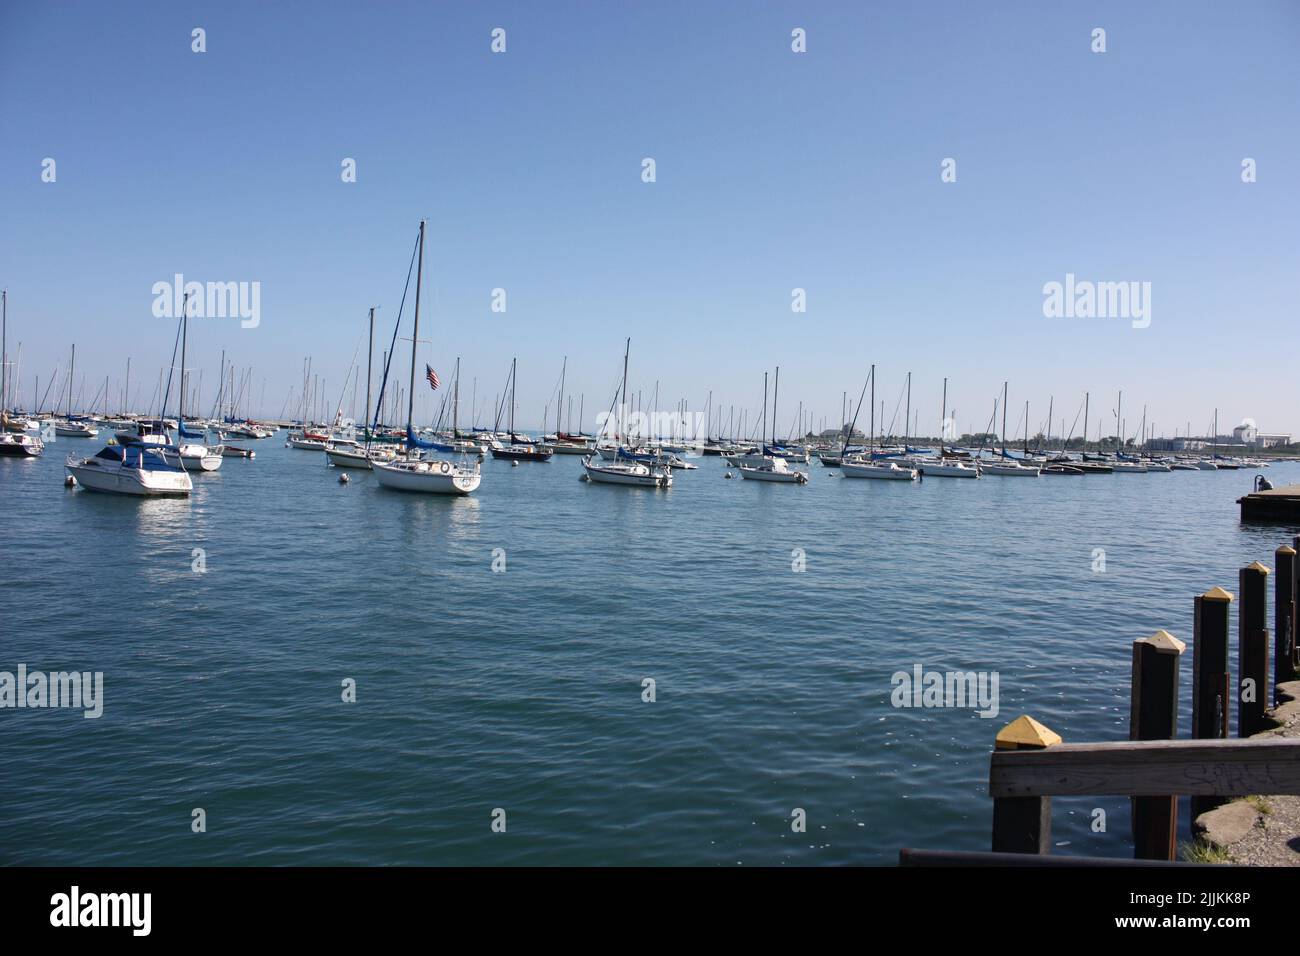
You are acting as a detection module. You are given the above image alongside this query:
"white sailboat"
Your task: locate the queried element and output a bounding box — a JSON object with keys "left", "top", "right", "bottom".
{"left": 980, "top": 388, "right": 1039, "bottom": 476}
{"left": 738, "top": 368, "right": 808, "bottom": 484}
{"left": 372, "top": 220, "right": 482, "bottom": 496}
{"left": 162, "top": 299, "right": 223, "bottom": 472}
{"left": 582, "top": 340, "right": 672, "bottom": 488}
{"left": 842, "top": 366, "right": 918, "bottom": 481}
{"left": 0, "top": 291, "right": 44, "bottom": 458}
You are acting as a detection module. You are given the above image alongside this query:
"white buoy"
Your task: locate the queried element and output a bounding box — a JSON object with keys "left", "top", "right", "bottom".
{"left": 65, "top": 475, "right": 77, "bottom": 487}
{"left": 339, "top": 473, "right": 350, "bottom": 484}
{"left": 512, "top": 461, "right": 519, "bottom": 467}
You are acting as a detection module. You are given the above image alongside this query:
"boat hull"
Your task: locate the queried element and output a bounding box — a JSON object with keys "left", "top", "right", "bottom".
{"left": 841, "top": 461, "right": 917, "bottom": 480}
{"left": 0, "top": 434, "right": 43, "bottom": 457}
{"left": 372, "top": 459, "right": 481, "bottom": 495}
{"left": 65, "top": 460, "right": 193, "bottom": 496}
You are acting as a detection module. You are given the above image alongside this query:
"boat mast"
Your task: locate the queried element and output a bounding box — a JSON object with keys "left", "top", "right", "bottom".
{"left": 772, "top": 366, "right": 780, "bottom": 449}
{"left": 869, "top": 364, "right": 876, "bottom": 456}
{"left": 179, "top": 293, "right": 188, "bottom": 427}
{"left": 557, "top": 356, "right": 566, "bottom": 435}
{"left": 904, "top": 372, "right": 911, "bottom": 449}
{"left": 1001, "top": 381, "right": 1008, "bottom": 456}
{"left": 453, "top": 356, "right": 460, "bottom": 437}
{"left": 509, "top": 358, "right": 517, "bottom": 438}
{"left": 761, "top": 372, "right": 768, "bottom": 449}
{"left": 405, "top": 219, "right": 425, "bottom": 444}
{"left": 939, "top": 376, "right": 947, "bottom": 455}
{"left": 1023, "top": 400, "right": 1029, "bottom": 454}
{"left": 620, "top": 338, "right": 629, "bottom": 441}
{"left": 1083, "top": 391, "right": 1090, "bottom": 455}
{"left": 1116, "top": 390, "right": 1123, "bottom": 454}
{"left": 365, "top": 307, "right": 374, "bottom": 441}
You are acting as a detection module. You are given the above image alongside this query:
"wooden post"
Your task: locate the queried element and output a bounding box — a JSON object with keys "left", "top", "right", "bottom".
{"left": 1129, "top": 630, "right": 1184, "bottom": 860}
{"left": 1192, "top": 586, "right": 1233, "bottom": 820}
{"left": 1277, "top": 545, "right": 1297, "bottom": 697}
{"left": 1293, "top": 536, "right": 1300, "bottom": 673}
{"left": 991, "top": 715, "right": 1061, "bottom": 854}
{"left": 1239, "top": 563, "right": 1270, "bottom": 737}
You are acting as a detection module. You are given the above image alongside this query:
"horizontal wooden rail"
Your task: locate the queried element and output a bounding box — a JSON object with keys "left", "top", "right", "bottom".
{"left": 990, "top": 737, "right": 1300, "bottom": 798}
{"left": 900, "top": 848, "right": 1201, "bottom": 867}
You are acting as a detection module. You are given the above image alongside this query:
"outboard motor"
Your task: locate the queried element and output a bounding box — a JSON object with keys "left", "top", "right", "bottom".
{"left": 1254, "top": 474, "right": 1273, "bottom": 492}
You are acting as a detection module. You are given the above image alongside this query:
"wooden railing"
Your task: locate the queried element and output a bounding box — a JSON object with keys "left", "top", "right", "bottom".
{"left": 906, "top": 533, "right": 1300, "bottom": 864}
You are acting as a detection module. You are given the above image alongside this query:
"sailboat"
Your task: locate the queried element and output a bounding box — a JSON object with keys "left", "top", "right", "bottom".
{"left": 917, "top": 378, "right": 978, "bottom": 477}
{"left": 489, "top": 358, "right": 553, "bottom": 462}
{"left": 54, "top": 345, "right": 98, "bottom": 438}
{"left": 738, "top": 367, "right": 808, "bottom": 483}
{"left": 326, "top": 308, "right": 398, "bottom": 469}
{"left": 582, "top": 339, "right": 672, "bottom": 487}
{"left": 160, "top": 299, "right": 223, "bottom": 471}
{"left": 842, "top": 366, "right": 917, "bottom": 480}
{"left": 0, "top": 291, "right": 44, "bottom": 458}
{"left": 980, "top": 385, "right": 1039, "bottom": 476}
{"left": 540, "top": 357, "right": 592, "bottom": 454}
{"left": 371, "top": 220, "right": 482, "bottom": 495}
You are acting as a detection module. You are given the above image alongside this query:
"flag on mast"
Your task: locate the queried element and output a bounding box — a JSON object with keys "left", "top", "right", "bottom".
{"left": 425, "top": 365, "right": 440, "bottom": 390}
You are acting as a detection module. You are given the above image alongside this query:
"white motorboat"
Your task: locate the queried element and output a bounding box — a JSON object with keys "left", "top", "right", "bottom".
{"left": 1195, "top": 459, "right": 1219, "bottom": 470}
{"left": 0, "top": 430, "right": 43, "bottom": 457}
{"left": 841, "top": 458, "right": 918, "bottom": 480}
{"left": 738, "top": 455, "right": 808, "bottom": 483}
{"left": 582, "top": 455, "right": 671, "bottom": 487}
{"left": 65, "top": 444, "right": 193, "bottom": 496}
{"left": 161, "top": 442, "right": 223, "bottom": 472}
{"left": 115, "top": 419, "right": 170, "bottom": 446}
{"left": 55, "top": 419, "right": 99, "bottom": 438}
{"left": 918, "top": 458, "right": 979, "bottom": 478}
{"left": 979, "top": 460, "right": 1041, "bottom": 477}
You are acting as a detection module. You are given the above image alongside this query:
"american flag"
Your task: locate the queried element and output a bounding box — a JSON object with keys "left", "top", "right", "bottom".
{"left": 425, "top": 364, "right": 440, "bottom": 390}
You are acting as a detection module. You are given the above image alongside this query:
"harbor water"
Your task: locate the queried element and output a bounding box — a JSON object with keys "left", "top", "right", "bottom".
{"left": 2, "top": 444, "right": 1295, "bottom": 865}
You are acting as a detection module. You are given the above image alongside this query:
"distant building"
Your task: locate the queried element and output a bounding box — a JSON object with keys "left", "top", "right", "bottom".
{"left": 1233, "top": 418, "right": 1290, "bottom": 448}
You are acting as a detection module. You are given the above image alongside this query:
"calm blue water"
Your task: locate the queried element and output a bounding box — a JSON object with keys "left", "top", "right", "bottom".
{"left": 2, "top": 441, "right": 1297, "bottom": 865}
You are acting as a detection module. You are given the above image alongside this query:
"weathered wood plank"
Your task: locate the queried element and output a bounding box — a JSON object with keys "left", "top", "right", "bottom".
{"left": 990, "top": 738, "right": 1300, "bottom": 798}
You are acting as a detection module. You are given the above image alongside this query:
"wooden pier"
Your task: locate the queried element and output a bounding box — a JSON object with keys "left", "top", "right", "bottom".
{"left": 903, "top": 534, "right": 1300, "bottom": 865}
{"left": 1239, "top": 483, "right": 1300, "bottom": 522}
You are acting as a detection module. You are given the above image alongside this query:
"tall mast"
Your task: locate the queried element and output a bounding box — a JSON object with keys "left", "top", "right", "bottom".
{"left": 772, "top": 366, "right": 780, "bottom": 448}
{"left": 1001, "top": 381, "right": 1008, "bottom": 456}
{"left": 179, "top": 292, "right": 188, "bottom": 425}
{"left": 509, "top": 357, "right": 517, "bottom": 437}
{"left": 453, "top": 356, "right": 460, "bottom": 435}
{"left": 1116, "top": 390, "right": 1123, "bottom": 452}
{"left": 405, "top": 219, "right": 425, "bottom": 438}
{"left": 68, "top": 344, "right": 76, "bottom": 416}
{"left": 364, "top": 308, "right": 374, "bottom": 440}
{"left": 761, "top": 372, "right": 768, "bottom": 448}
{"left": 940, "top": 377, "right": 947, "bottom": 453}
{"left": 1083, "top": 391, "right": 1090, "bottom": 455}
{"left": 557, "top": 356, "right": 565, "bottom": 435}
{"left": 869, "top": 364, "right": 876, "bottom": 455}
{"left": 904, "top": 372, "right": 911, "bottom": 449}
{"left": 620, "top": 338, "right": 629, "bottom": 440}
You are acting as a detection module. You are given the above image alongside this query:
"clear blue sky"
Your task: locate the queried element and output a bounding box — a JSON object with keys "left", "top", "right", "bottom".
{"left": 2, "top": 0, "right": 1297, "bottom": 437}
